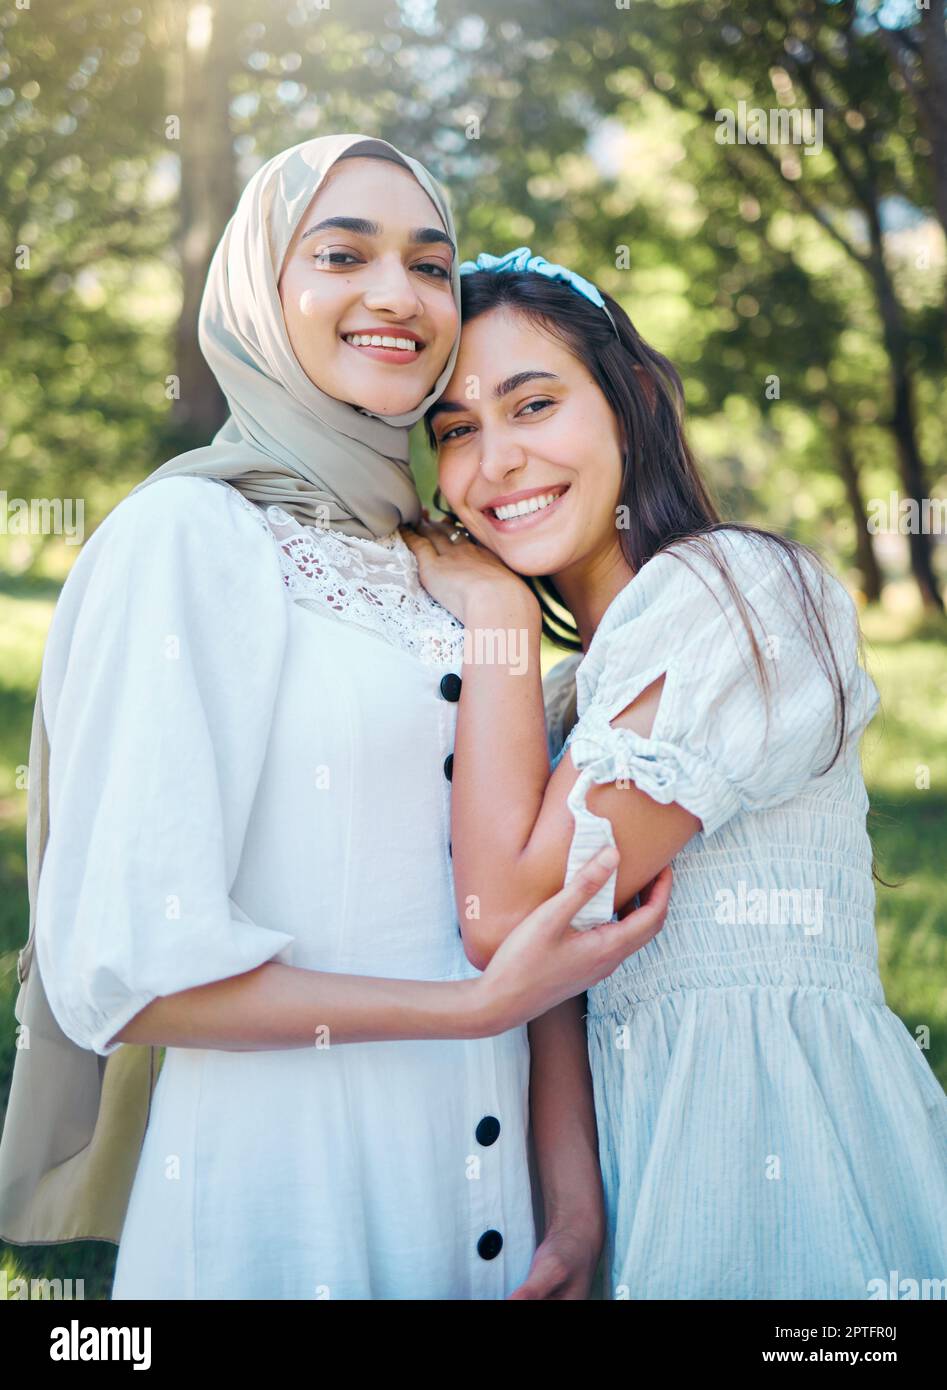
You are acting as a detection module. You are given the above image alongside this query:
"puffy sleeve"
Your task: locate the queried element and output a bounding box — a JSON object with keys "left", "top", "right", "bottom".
{"left": 563, "top": 530, "right": 880, "bottom": 928}
{"left": 34, "top": 476, "right": 296, "bottom": 1055}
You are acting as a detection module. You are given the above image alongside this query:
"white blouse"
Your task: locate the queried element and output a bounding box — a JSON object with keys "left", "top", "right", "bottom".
{"left": 35, "top": 474, "right": 536, "bottom": 1299}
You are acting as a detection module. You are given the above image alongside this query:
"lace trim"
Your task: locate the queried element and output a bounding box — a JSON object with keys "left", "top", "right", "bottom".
{"left": 227, "top": 485, "right": 464, "bottom": 665}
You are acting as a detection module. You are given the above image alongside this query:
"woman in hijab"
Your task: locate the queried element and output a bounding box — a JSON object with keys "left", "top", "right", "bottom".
{"left": 0, "top": 135, "right": 670, "bottom": 1300}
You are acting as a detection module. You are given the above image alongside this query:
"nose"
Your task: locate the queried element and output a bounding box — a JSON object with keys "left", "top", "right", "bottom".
{"left": 478, "top": 430, "right": 528, "bottom": 486}
{"left": 361, "top": 254, "right": 423, "bottom": 320}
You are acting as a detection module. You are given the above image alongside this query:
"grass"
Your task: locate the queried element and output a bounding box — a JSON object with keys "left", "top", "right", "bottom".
{"left": 856, "top": 599, "right": 947, "bottom": 1070}
{"left": 0, "top": 575, "right": 944, "bottom": 1299}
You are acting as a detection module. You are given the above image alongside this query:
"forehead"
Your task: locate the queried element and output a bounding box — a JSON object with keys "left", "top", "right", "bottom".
{"left": 447, "top": 308, "right": 574, "bottom": 386}
{"left": 294, "top": 156, "right": 445, "bottom": 238}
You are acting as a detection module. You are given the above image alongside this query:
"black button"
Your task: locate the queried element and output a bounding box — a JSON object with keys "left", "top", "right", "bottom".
{"left": 476, "top": 1116, "right": 500, "bottom": 1146}
{"left": 477, "top": 1229, "right": 503, "bottom": 1260}
{"left": 443, "top": 753, "right": 453, "bottom": 782}
{"left": 448, "top": 840, "right": 452, "bottom": 858}
{"left": 439, "top": 672, "right": 462, "bottom": 702}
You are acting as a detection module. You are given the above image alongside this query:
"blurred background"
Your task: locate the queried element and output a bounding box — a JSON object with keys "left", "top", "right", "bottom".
{"left": 1, "top": 0, "right": 945, "bottom": 1296}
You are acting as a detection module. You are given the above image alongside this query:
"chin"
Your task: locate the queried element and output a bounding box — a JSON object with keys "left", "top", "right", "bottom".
{"left": 348, "top": 380, "right": 429, "bottom": 416}
{"left": 480, "top": 530, "right": 573, "bottom": 578}
{"left": 507, "top": 555, "right": 568, "bottom": 579}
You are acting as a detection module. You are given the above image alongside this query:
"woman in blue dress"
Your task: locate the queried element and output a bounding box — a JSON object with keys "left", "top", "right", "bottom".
{"left": 404, "top": 248, "right": 947, "bottom": 1299}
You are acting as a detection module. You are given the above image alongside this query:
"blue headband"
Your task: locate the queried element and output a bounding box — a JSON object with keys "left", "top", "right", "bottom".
{"left": 458, "top": 246, "right": 619, "bottom": 336}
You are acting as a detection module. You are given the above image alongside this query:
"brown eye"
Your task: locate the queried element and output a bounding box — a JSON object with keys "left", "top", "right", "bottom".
{"left": 313, "top": 249, "right": 362, "bottom": 267}
{"left": 439, "top": 423, "right": 476, "bottom": 443}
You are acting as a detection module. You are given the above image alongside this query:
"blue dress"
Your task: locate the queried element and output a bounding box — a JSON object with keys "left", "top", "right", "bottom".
{"left": 543, "top": 528, "right": 947, "bottom": 1300}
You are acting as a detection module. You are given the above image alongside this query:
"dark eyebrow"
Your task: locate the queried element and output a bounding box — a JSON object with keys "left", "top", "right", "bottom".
{"left": 300, "top": 215, "right": 455, "bottom": 257}
{"left": 493, "top": 370, "right": 559, "bottom": 398}
{"left": 428, "top": 371, "right": 561, "bottom": 423}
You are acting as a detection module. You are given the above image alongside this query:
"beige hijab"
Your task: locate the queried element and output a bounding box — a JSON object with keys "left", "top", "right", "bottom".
{"left": 134, "top": 132, "right": 461, "bottom": 533}
{"left": 0, "top": 133, "right": 461, "bottom": 1244}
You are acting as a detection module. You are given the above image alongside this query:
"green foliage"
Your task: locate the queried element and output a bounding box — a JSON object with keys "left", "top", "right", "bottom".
{"left": 0, "top": 0, "right": 944, "bottom": 1292}
{"left": 0, "top": 2, "right": 172, "bottom": 499}
{"left": 1, "top": 0, "right": 943, "bottom": 584}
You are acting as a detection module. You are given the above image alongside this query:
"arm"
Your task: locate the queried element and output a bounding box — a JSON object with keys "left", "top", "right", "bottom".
{"left": 508, "top": 995, "right": 604, "bottom": 1299}
{"left": 110, "top": 845, "right": 671, "bottom": 1052}
{"left": 454, "top": 591, "right": 699, "bottom": 967}
{"left": 527, "top": 997, "right": 602, "bottom": 1234}
{"left": 401, "top": 521, "right": 693, "bottom": 968}
{"left": 110, "top": 961, "right": 488, "bottom": 1050}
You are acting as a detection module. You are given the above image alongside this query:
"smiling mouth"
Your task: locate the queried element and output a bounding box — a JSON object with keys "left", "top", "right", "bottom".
{"left": 484, "top": 485, "right": 571, "bottom": 529}
{"left": 341, "top": 331, "right": 423, "bottom": 362}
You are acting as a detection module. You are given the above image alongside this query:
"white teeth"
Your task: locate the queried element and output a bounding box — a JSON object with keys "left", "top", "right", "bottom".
{"left": 492, "top": 489, "right": 565, "bottom": 521}
{"left": 344, "top": 333, "right": 419, "bottom": 351}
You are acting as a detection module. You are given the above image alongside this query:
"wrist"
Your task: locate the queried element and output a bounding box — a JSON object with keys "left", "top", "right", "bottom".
{"left": 463, "top": 974, "right": 516, "bottom": 1039}
{"left": 543, "top": 1198, "right": 605, "bottom": 1251}
{"left": 463, "top": 581, "right": 541, "bottom": 629}
{"left": 461, "top": 591, "right": 542, "bottom": 677}
{"left": 540, "top": 1161, "right": 606, "bottom": 1242}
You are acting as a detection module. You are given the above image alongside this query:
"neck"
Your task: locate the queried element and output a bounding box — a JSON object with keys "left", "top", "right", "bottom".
{"left": 551, "top": 544, "right": 636, "bottom": 652}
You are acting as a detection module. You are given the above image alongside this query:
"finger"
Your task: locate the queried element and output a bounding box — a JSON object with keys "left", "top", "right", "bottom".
{"left": 531, "top": 845, "right": 620, "bottom": 929}
{"left": 637, "top": 862, "right": 673, "bottom": 912}
{"left": 422, "top": 515, "right": 473, "bottom": 543}
{"left": 508, "top": 1276, "right": 561, "bottom": 1300}
{"left": 418, "top": 522, "right": 451, "bottom": 555}
{"left": 419, "top": 517, "right": 462, "bottom": 555}
{"left": 598, "top": 863, "right": 673, "bottom": 956}
{"left": 615, "top": 863, "right": 672, "bottom": 937}
{"left": 400, "top": 527, "right": 436, "bottom": 557}
{"left": 507, "top": 1255, "right": 568, "bottom": 1300}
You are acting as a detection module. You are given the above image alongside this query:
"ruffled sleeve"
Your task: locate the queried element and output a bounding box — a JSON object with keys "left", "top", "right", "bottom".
{"left": 34, "top": 476, "right": 296, "bottom": 1055}
{"left": 562, "top": 530, "right": 880, "bottom": 928}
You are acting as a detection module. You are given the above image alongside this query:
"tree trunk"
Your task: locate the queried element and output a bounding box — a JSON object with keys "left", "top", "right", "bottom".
{"left": 917, "top": 0, "right": 947, "bottom": 245}
{"left": 917, "top": 1, "right": 945, "bottom": 241}
{"left": 168, "top": 0, "right": 236, "bottom": 440}
{"left": 835, "top": 421, "right": 883, "bottom": 602}
{"left": 879, "top": 1, "right": 947, "bottom": 288}
{"left": 865, "top": 205, "right": 944, "bottom": 611}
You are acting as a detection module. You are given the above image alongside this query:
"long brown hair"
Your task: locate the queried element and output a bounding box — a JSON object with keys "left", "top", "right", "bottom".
{"left": 426, "top": 268, "right": 856, "bottom": 776}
